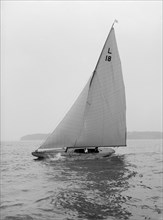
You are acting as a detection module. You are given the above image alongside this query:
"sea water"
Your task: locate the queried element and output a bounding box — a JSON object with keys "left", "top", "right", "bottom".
{"left": 0, "top": 140, "right": 162, "bottom": 220}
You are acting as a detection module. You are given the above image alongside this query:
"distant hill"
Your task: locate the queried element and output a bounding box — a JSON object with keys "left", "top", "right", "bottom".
{"left": 127, "top": 131, "right": 162, "bottom": 139}
{"left": 20, "top": 131, "right": 163, "bottom": 141}
{"left": 20, "top": 133, "right": 49, "bottom": 141}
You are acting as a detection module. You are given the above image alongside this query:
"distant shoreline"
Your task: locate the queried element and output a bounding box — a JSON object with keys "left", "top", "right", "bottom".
{"left": 20, "top": 132, "right": 163, "bottom": 141}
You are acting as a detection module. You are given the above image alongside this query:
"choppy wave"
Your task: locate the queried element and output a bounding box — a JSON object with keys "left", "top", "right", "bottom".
{"left": 0, "top": 140, "right": 163, "bottom": 220}
{"left": 48, "top": 153, "right": 66, "bottom": 161}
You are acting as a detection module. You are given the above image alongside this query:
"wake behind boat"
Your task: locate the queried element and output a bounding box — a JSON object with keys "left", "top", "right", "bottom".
{"left": 32, "top": 20, "right": 127, "bottom": 159}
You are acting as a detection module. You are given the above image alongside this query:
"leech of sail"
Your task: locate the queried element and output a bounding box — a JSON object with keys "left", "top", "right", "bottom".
{"left": 90, "top": 20, "right": 118, "bottom": 88}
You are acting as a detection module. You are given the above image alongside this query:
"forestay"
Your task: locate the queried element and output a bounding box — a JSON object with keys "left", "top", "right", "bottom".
{"left": 39, "top": 27, "right": 126, "bottom": 150}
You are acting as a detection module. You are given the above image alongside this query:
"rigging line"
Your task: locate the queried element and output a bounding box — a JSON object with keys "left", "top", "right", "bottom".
{"left": 38, "top": 132, "right": 52, "bottom": 149}
{"left": 73, "top": 79, "right": 91, "bottom": 147}
{"left": 89, "top": 70, "right": 96, "bottom": 87}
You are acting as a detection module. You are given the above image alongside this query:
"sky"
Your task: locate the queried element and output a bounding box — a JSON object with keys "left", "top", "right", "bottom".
{"left": 1, "top": 1, "right": 162, "bottom": 141}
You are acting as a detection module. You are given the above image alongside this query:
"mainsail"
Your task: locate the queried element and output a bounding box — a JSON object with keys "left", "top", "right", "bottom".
{"left": 39, "top": 26, "right": 126, "bottom": 150}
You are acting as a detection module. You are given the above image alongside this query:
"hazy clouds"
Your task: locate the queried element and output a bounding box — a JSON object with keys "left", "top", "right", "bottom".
{"left": 1, "top": 1, "right": 162, "bottom": 140}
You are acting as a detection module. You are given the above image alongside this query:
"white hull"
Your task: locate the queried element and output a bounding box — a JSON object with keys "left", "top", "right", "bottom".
{"left": 32, "top": 148, "right": 115, "bottom": 159}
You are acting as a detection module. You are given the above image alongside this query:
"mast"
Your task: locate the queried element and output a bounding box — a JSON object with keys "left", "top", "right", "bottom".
{"left": 90, "top": 20, "right": 118, "bottom": 87}
{"left": 94, "top": 19, "right": 118, "bottom": 71}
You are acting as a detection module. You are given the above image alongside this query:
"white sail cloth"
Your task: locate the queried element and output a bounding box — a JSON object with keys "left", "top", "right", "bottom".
{"left": 39, "top": 27, "right": 126, "bottom": 149}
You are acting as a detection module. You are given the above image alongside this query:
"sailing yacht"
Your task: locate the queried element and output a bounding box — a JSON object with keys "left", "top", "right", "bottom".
{"left": 32, "top": 21, "right": 127, "bottom": 159}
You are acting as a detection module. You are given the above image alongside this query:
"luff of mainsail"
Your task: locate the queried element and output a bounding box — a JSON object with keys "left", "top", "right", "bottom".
{"left": 39, "top": 26, "right": 126, "bottom": 150}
